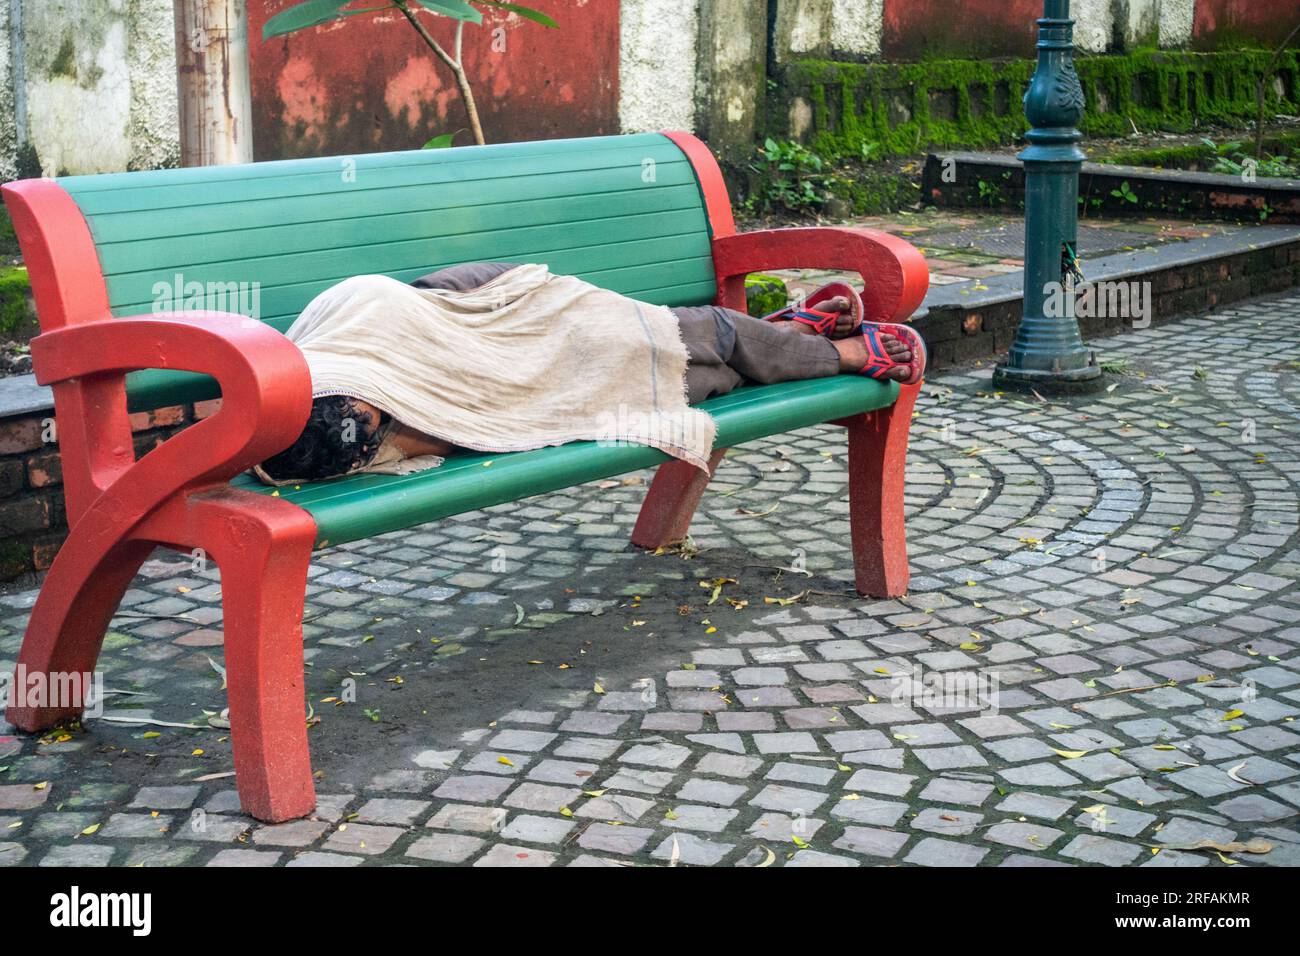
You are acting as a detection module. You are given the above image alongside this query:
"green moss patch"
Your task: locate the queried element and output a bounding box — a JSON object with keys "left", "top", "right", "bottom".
{"left": 0, "top": 267, "right": 32, "bottom": 337}
{"left": 773, "top": 50, "right": 1300, "bottom": 164}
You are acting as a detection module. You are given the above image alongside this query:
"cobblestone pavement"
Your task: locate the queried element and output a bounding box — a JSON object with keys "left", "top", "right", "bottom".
{"left": 1, "top": 295, "right": 1298, "bottom": 868}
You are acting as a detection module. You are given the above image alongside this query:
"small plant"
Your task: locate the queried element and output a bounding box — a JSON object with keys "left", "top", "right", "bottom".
{"left": 1203, "top": 139, "right": 1300, "bottom": 180}
{"left": 976, "top": 179, "right": 1003, "bottom": 207}
{"left": 1100, "top": 357, "right": 1130, "bottom": 375}
{"left": 1111, "top": 181, "right": 1139, "bottom": 204}
{"left": 748, "top": 138, "right": 833, "bottom": 215}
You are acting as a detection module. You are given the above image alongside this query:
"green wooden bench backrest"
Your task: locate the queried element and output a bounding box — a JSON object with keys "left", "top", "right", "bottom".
{"left": 56, "top": 133, "right": 719, "bottom": 410}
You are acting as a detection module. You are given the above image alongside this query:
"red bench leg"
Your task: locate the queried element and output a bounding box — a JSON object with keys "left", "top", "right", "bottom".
{"left": 5, "top": 540, "right": 154, "bottom": 731}
{"left": 842, "top": 383, "right": 918, "bottom": 598}
{"left": 189, "top": 489, "right": 318, "bottom": 822}
{"left": 631, "top": 448, "right": 727, "bottom": 549}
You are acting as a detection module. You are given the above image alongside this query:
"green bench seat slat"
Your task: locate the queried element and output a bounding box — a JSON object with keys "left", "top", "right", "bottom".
{"left": 82, "top": 159, "right": 700, "bottom": 246}
{"left": 64, "top": 137, "right": 688, "bottom": 213}
{"left": 228, "top": 376, "right": 899, "bottom": 548}
{"left": 103, "top": 228, "right": 714, "bottom": 316}
{"left": 93, "top": 181, "right": 704, "bottom": 274}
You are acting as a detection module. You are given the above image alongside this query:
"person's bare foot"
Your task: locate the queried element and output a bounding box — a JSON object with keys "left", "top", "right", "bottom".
{"left": 775, "top": 295, "right": 858, "bottom": 338}
{"left": 832, "top": 326, "right": 913, "bottom": 381}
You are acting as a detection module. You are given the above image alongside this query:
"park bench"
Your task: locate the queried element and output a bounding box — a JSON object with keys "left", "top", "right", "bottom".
{"left": 2, "top": 131, "right": 928, "bottom": 822}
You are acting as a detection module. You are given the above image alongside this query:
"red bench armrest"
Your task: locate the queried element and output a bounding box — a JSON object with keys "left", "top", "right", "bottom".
{"left": 711, "top": 227, "right": 929, "bottom": 323}
{"left": 31, "top": 313, "right": 311, "bottom": 522}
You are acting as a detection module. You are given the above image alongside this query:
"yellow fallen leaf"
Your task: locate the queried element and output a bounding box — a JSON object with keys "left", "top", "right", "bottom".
{"left": 1222, "top": 709, "right": 1244, "bottom": 721}
{"left": 1053, "top": 749, "right": 1088, "bottom": 760}
{"left": 497, "top": 755, "right": 514, "bottom": 767}
{"left": 80, "top": 824, "right": 100, "bottom": 836}
{"left": 593, "top": 683, "right": 605, "bottom": 694}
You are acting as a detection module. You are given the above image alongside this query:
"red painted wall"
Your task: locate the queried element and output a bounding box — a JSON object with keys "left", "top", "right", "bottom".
{"left": 882, "top": 0, "right": 1042, "bottom": 61}
{"left": 1193, "top": 0, "right": 1300, "bottom": 50}
{"left": 247, "top": 1, "right": 619, "bottom": 161}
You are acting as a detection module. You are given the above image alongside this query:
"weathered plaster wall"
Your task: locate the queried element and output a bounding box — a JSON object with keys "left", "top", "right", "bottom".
{"left": 250, "top": 0, "right": 616, "bottom": 158}
{"left": 1159, "top": 0, "right": 1196, "bottom": 49}
{"left": 1194, "top": 0, "right": 1300, "bottom": 50}
{"left": 619, "top": 0, "right": 697, "bottom": 132}
{"left": 695, "top": 0, "right": 766, "bottom": 163}
{"left": 876, "top": 0, "right": 1247, "bottom": 59}
{"left": 773, "top": 0, "right": 830, "bottom": 63}
{"left": 772, "top": 0, "right": 883, "bottom": 62}
{"left": 23, "top": 0, "right": 133, "bottom": 175}
{"left": 10, "top": 0, "right": 177, "bottom": 177}
{"left": 0, "top": 2, "right": 16, "bottom": 182}
{"left": 127, "top": 0, "right": 179, "bottom": 171}
{"left": 1112, "top": 0, "right": 1160, "bottom": 48}
{"left": 830, "top": 0, "right": 884, "bottom": 60}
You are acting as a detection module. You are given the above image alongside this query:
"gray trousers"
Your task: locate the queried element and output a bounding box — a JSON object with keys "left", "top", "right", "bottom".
{"left": 411, "top": 263, "right": 841, "bottom": 405}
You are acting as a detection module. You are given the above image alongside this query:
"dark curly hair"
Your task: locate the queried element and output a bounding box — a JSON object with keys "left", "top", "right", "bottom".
{"left": 259, "top": 395, "right": 386, "bottom": 482}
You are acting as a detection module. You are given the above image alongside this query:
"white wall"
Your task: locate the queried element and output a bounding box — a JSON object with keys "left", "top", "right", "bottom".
{"left": 0, "top": 1, "right": 17, "bottom": 182}
{"left": 5, "top": 0, "right": 177, "bottom": 178}
{"left": 618, "top": 0, "right": 699, "bottom": 133}
{"left": 1158, "top": 0, "right": 1196, "bottom": 48}
{"left": 830, "top": 0, "right": 884, "bottom": 59}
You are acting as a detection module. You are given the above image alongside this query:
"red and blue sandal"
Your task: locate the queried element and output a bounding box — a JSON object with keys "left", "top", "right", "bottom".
{"left": 858, "top": 322, "right": 927, "bottom": 386}
{"left": 762, "top": 281, "right": 864, "bottom": 338}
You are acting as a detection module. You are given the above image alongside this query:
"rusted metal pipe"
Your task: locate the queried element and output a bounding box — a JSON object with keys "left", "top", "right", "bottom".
{"left": 173, "top": 0, "right": 254, "bottom": 166}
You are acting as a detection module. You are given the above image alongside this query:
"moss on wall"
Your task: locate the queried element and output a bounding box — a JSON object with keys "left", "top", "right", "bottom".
{"left": 0, "top": 266, "right": 33, "bottom": 337}
{"left": 745, "top": 274, "right": 789, "bottom": 315}
{"left": 773, "top": 49, "right": 1300, "bottom": 163}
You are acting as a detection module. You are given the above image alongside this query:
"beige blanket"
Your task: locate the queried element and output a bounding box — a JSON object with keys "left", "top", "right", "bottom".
{"left": 258, "top": 265, "right": 715, "bottom": 482}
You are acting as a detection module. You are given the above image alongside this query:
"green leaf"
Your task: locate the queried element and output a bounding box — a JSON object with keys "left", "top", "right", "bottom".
{"left": 422, "top": 133, "right": 458, "bottom": 149}
{"left": 478, "top": 1, "right": 558, "bottom": 27}
{"left": 413, "top": 0, "right": 483, "bottom": 21}
{"left": 263, "top": 1, "right": 390, "bottom": 39}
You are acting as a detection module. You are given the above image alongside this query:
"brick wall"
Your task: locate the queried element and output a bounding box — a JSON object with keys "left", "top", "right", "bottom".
{"left": 0, "top": 398, "right": 221, "bottom": 582}
{"left": 917, "top": 240, "right": 1300, "bottom": 369}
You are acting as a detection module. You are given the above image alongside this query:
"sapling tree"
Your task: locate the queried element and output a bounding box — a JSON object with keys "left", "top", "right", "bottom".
{"left": 263, "top": 0, "right": 557, "bottom": 146}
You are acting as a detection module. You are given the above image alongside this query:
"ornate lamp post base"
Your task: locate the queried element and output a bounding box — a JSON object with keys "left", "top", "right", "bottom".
{"left": 992, "top": 361, "right": 1102, "bottom": 395}
{"left": 993, "top": 0, "right": 1106, "bottom": 396}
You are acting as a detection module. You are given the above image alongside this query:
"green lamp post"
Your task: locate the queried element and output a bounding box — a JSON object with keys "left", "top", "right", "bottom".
{"left": 993, "top": 0, "right": 1103, "bottom": 394}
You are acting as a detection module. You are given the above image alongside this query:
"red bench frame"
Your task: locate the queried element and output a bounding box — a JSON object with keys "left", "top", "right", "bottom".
{"left": 1, "top": 131, "right": 928, "bottom": 822}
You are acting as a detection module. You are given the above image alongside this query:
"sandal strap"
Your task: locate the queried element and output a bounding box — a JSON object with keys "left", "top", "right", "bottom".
{"left": 859, "top": 325, "right": 900, "bottom": 380}
{"left": 789, "top": 309, "right": 839, "bottom": 335}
